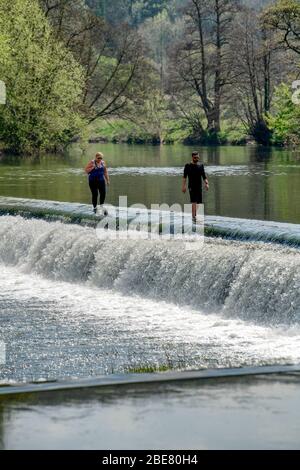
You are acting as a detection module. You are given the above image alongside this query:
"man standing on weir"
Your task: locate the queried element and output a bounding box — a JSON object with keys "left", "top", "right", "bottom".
{"left": 182, "top": 151, "right": 209, "bottom": 222}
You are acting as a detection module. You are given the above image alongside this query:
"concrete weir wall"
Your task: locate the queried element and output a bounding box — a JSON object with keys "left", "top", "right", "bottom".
{"left": 1, "top": 364, "right": 300, "bottom": 397}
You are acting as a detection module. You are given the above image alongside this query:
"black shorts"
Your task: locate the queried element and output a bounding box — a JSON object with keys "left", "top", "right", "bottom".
{"left": 189, "top": 188, "right": 203, "bottom": 204}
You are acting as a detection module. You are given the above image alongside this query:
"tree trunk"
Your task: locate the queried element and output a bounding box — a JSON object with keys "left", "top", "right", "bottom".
{"left": 213, "top": 0, "right": 222, "bottom": 134}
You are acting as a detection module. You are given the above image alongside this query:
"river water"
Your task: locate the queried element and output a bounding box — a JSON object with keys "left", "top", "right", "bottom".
{"left": 0, "top": 143, "right": 299, "bottom": 223}
{"left": 0, "top": 144, "right": 299, "bottom": 383}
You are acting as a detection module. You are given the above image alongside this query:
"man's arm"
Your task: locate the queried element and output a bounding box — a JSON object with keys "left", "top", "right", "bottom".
{"left": 202, "top": 165, "right": 209, "bottom": 191}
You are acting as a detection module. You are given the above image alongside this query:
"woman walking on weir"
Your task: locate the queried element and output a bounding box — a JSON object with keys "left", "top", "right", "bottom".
{"left": 85, "top": 152, "right": 110, "bottom": 215}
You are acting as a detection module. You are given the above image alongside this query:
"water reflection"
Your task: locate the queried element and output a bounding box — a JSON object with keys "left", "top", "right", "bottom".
{"left": 1, "top": 375, "right": 300, "bottom": 449}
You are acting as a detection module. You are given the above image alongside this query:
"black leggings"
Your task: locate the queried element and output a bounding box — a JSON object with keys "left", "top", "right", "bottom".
{"left": 89, "top": 180, "right": 106, "bottom": 208}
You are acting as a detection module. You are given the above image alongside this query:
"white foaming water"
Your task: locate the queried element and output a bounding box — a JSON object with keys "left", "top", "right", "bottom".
{"left": 0, "top": 215, "right": 300, "bottom": 382}
{"left": 0, "top": 215, "right": 299, "bottom": 324}
{"left": 1, "top": 264, "right": 300, "bottom": 383}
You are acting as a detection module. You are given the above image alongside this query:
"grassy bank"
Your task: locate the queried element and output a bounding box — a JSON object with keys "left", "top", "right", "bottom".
{"left": 87, "top": 118, "right": 249, "bottom": 146}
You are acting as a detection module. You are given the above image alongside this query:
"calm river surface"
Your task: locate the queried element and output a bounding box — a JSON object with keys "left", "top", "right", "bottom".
{"left": 0, "top": 144, "right": 299, "bottom": 223}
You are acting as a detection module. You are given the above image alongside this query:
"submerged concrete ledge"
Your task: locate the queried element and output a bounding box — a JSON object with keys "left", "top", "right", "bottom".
{"left": 1, "top": 196, "right": 300, "bottom": 247}
{"left": 1, "top": 364, "right": 300, "bottom": 397}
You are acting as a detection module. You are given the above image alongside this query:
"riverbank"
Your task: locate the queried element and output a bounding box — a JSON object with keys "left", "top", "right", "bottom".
{"left": 87, "top": 118, "right": 251, "bottom": 146}
{"left": 0, "top": 119, "right": 292, "bottom": 152}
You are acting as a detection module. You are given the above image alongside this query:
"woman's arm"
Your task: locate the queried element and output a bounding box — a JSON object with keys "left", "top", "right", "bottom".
{"left": 85, "top": 161, "right": 95, "bottom": 174}
{"left": 104, "top": 162, "right": 110, "bottom": 185}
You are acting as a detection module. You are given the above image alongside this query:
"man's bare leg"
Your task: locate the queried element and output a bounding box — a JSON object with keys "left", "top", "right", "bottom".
{"left": 192, "top": 203, "right": 198, "bottom": 221}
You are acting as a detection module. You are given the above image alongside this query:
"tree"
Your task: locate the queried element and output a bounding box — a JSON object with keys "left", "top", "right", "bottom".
{"left": 139, "top": 10, "right": 185, "bottom": 85}
{"left": 0, "top": 0, "right": 85, "bottom": 154}
{"left": 267, "top": 83, "right": 300, "bottom": 146}
{"left": 86, "top": 0, "right": 130, "bottom": 23}
{"left": 86, "top": 0, "right": 173, "bottom": 25}
{"left": 40, "top": 0, "right": 148, "bottom": 123}
{"left": 170, "top": 0, "right": 239, "bottom": 141}
{"left": 131, "top": 0, "right": 171, "bottom": 26}
{"left": 129, "top": 90, "right": 171, "bottom": 144}
{"left": 229, "top": 7, "right": 274, "bottom": 144}
{"left": 262, "top": 0, "right": 300, "bottom": 55}
{"left": 229, "top": 4, "right": 293, "bottom": 145}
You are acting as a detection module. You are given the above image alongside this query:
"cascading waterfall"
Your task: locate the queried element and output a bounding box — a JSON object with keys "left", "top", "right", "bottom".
{"left": 0, "top": 214, "right": 299, "bottom": 326}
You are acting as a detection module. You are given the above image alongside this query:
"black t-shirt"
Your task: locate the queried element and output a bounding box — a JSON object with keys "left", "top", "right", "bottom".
{"left": 184, "top": 163, "right": 207, "bottom": 190}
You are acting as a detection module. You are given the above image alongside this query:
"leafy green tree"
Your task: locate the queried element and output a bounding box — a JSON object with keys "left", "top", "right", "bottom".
{"left": 0, "top": 33, "right": 9, "bottom": 64}
{"left": 267, "top": 83, "right": 300, "bottom": 146}
{"left": 128, "top": 90, "right": 171, "bottom": 144}
{"left": 262, "top": 0, "right": 300, "bottom": 55}
{"left": 0, "top": 0, "right": 85, "bottom": 154}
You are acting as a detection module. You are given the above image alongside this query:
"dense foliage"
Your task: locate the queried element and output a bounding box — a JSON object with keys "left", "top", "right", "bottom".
{"left": 0, "top": 0, "right": 85, "bottom": 153}
{"left": 267, "top": 84, "right": 300, "bottom": 146}
{"left": 86, "top": 0, "right": 180, "bottom": 25}
{"left": 0, "top": 0, "right": 299, "bottom": 153}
